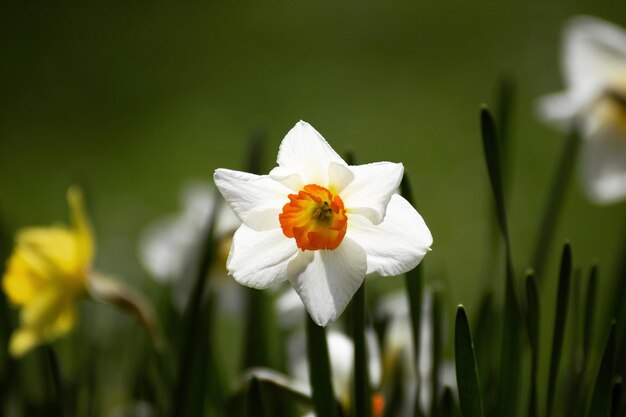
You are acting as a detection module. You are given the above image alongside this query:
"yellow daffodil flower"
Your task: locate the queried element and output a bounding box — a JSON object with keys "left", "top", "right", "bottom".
{"left": 2, "top": 187, "right": 92, "bottom": 357}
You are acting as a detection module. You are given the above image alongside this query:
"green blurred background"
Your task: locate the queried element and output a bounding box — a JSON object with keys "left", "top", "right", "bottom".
{"left": 2, "top": 1, "right": 626, "bottom": 412}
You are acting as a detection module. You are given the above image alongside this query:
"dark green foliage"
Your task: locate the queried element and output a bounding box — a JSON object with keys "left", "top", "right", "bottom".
{"left": 546, "top": 243, "right": 572, "bottom": 416}
{"left": 455, "top": 306, "right": 484, "bottom": 417}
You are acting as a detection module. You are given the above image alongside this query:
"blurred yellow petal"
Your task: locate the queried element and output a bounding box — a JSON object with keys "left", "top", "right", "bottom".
{"left": 1, "top": 186, "right": 93, "bottom": 357}
{"left": 67, "top": 186, "right": 94, "bottom": 267}
{"left": 9, "top": 329, "right": 41, "bottom": 358}
{"left": 18, "top": 227, "right": 79, "bottom": 278}
{"left": 2, "top": 251, "right": 44, "bottom": 305}
{"left": 21, "top": 286, "right": 65, "bottom": 329}
{"left": 47, "top": 305, "right": 76, "bottom": 339}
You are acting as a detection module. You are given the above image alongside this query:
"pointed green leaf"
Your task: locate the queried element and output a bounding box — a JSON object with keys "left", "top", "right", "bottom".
{"left": 481, "top": 106, "right": 523, "bottom": 417}
{"left": 525, "top": 272, "right": 539, "bottom": 417}
{"left": 431, "top": 289, "right": 444, "bottom": 415}
{"left": 400, "top": 174, "right": 425, "bottom": 417}
{"left": 588, "top": 322, "right": 616, "bottom": 417}
{"left": 242, "top": 288, "right": 276, "bottom": 369}
{"left": 306, "top": 316, "right": 339, "bottom": 417}
{"left": 584, "top": 265, "right": 598, "bottom": 365}
{"left": 496, "top": 76, "right": 515, "bottom": 165}
{"left": 440, "top": 386, "right": 460, "bottom": 417}
{"left": 480, "top": 106, "right": 509, "bottom": 243}
{"left": 349, "top": 282, "right": 371, "bottom": 417}
{"left": 547, "top": 243, "right": 572, "bottom": 416}
{"left": 530, "top": 131, "right": 580, "bottom": 278}
{"left": 455, "top": 306, "right": 484, "bottom": 417}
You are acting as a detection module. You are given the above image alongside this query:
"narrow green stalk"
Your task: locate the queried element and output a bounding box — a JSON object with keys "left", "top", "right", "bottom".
{"left": 525, "top": 272, "right": 540, "bottom": 417}
{"left": 455, "top": 306, "right": 484, "bottom": 417}
{"left": 45, "top": 346, "right": 64, "bottom": 416}
{"left": 546, "top": 243, "right": 572, "bottom": 416}
{"left": 306, "top": 316, "right": 339, "bottom": 417}
{"left": 242, "top": 288, "right": 274, "bottom": 369}
{"left": 530, "top": 131, "right": 580, "bottom": 279}
{"left": 171, "top": 195, "right": 221, "bottom": 417}
{"left": 431, "top": 289, "right": 443, "bottom": 416}
{"left": 587, "top": 322, "right": 616, "bottom": 417}
{"left": 400, "top": 174, "right": 424, "bottom": 417}
{"left": 583, "top": 266, "right": 598, "bottom": 368}
{"left": 480, "top": 106, "right": 523, "bottom": 417}
{"left": 352, "top": 282, "right": 371, "bottom": 417}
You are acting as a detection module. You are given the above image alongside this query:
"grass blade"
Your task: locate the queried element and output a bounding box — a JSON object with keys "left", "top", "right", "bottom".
{"left": 588, "top": 322, "right": 616, "bottom": 417}
{"left": 480, "top": 106, "right": 509, "bottom": 243}
{"left": 530, "top": 131, "right": 580, "bottom": 279}
{"left": 480, "top": 106, "right": 523, "bottom": 417}
{"left": 242, "top": 288, "right": 275, "bottom": 368}
{"left": 440, "top": 386, "right": 460, "bottom": 417}
{"left": 306, "top": 316, "right": 339, "bottom": 417}
{"left": 584, "top": 266, "right": 598, "bottom": 368}
{"left": 351, "top": 282, "right": 371, "bottom": 417}
{"left": 455, "top": 305, "right": 484, "bottom": 417}
{"left": 525, "top": 272, "right": 540, "bottom": 417}
{"left": 400, "top": 174, "right": 425, "bottom": 416}
{"left": 431, "top": 288, "right": 444, "bottom": 416}
{"left": 546, "top": 243, "right": 573, "bottom": 416}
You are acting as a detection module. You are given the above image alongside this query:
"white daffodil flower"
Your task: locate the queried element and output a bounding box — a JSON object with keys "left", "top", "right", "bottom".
{"left": 539, "top": 16, "right": 626, "bottom": 204}
{"left": 139, "top": 181, "right": 240, "bottom": 312}
{"left": 214, "top": 121, "right": 432, "bottom": 326}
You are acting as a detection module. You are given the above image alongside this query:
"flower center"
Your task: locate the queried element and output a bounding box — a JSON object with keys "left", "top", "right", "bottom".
{"left": 279, "top": 184, "right": 347, "bottom": 251}
{"left": 591, "top": 85, "right": 626, "bottom": 136}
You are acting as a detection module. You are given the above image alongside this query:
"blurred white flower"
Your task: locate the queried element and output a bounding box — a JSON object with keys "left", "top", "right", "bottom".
{"left": 539, "top": 16, "right": 626, "bottom": 204}
{"left": 377, "top": 290, "right": 456, "bottom": 416}
{"left": 214, "top": 120, "right": 432, "bottom": 326}
{"left": 139, "top": 181, "right": 240, "bottom": 312}
{"left": 288, "top": 327, "right": 383, "bottom": 416}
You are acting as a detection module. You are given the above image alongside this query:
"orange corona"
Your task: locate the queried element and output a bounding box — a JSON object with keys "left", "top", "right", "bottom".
{"left": 279, "top": 184, "right": 348, "bottom": 251}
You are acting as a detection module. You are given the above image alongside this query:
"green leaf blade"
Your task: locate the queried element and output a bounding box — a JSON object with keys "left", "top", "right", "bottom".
{"left": 455, "top": 305, "right": 484, "bottom": 417}
{"left": 546, "top": 243, "right": 573, "bottom": 416}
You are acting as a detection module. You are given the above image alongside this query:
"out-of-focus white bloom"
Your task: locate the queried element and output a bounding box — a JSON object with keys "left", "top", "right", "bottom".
{"left": 539, "top": 16, "right": 626, "bottom": 204}
{"left": 214, "top": 121, "right": 432, "bottom": 326}
{"left": 288, "top": 327, "right": 382, "bottom": 416}
{"left": 139, "top": 181, "right": 240, "bottom": 312}
{"left": 377, "top": 290, "right": 456, "bottom": 416}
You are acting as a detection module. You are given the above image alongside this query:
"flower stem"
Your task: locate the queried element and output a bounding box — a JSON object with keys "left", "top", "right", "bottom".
{"left": 171, "top": 195, "right": 221, "bottom": 417}
{"left": 45, "top": 346, "right": 64, "bottom": 416}
{"left": 351, "top": 282, "right": 371, "bottom": 417}
{"left": 305, "top": 315, "right": 339, "bottom": 417}
{"left": 530, "top": 131, "right": 580, "bottom": 279}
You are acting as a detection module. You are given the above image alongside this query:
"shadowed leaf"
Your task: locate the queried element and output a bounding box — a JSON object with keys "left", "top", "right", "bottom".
{"left": 306, "top": 316, "right": 339, "bottom": 417}
{"left": 525, "top": 271, "right": 539, "bottom": 417}
{"left": 480, "top": 106, "right": 523, "bottom": 417}
{"left": 547, "top": 243, "right": 572, "bottom": 416}
{"left": 588, "top": 322, "right": 616, "bottom": 417}
{"left": 455, "top": 306, "right": 484, "bottom": 417}
{"left": 400, "top": 174, "right": 425, "bottom": 417}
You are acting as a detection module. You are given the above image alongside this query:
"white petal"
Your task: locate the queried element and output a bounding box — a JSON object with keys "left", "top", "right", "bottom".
{"left": 289, "top": 238, "right": 367, "bottom": 326}
{"left": 227, "top": 225, "right": 305, "bottom": 289}
{"left": 269, "top": 166, "right": 305, "bottom": 191}
{"left": 276, "top": 121, "right": 347, "bottom": 186}
{"left": 326, "top": 331, "right": 355, "bottom": 404}
{"left": 328, "top": 162, "right": 354, "bottom": 193}
{"left": 537, "top": 92, "right": 581, "bottom": 128}
{"left": 581, "top": 131, "right": 626, "bottom": 204}
{"left": 346, "top": 194, "right": 432, "bottom": 276}
{"left": 341, "top": 162, "right": 404, "bottom": 224}
{"left": 563, "top": 16, "right": 626, "bottom": 106}
{"left": 214, "top": 169, "right": 290, "bottom": 231}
